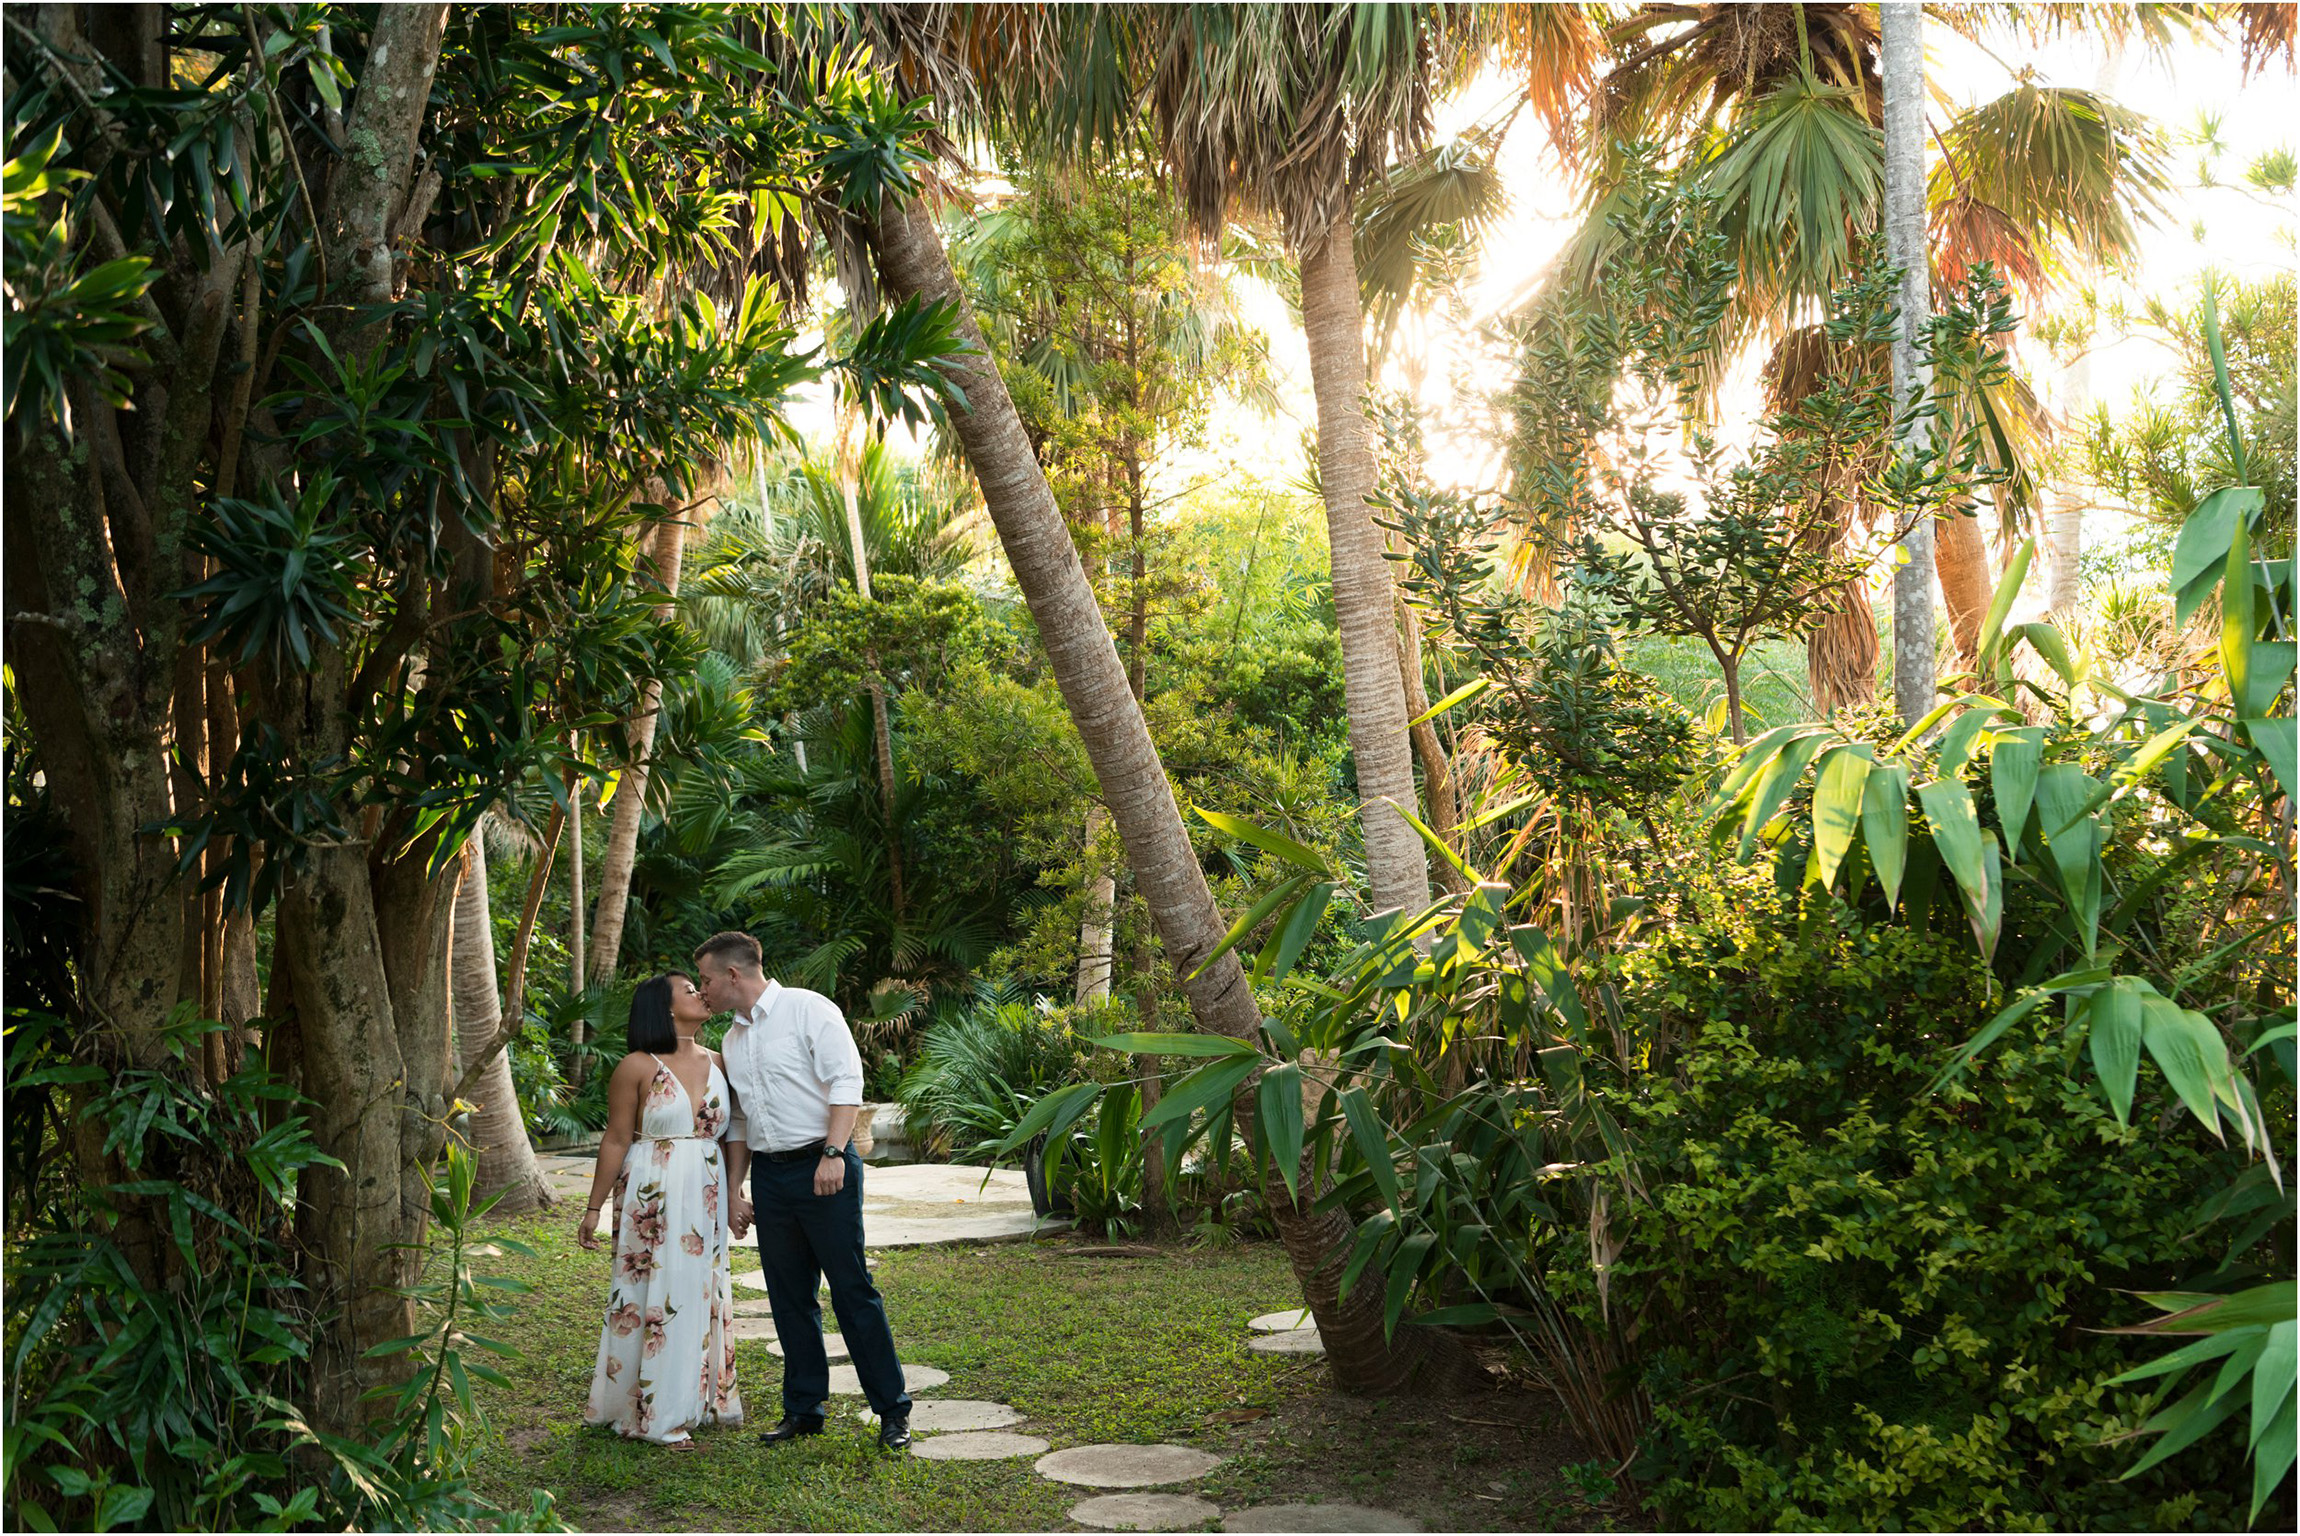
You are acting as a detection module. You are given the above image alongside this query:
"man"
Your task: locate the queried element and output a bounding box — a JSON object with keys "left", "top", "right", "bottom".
{"left": 693, "top": 931, "right": 912, "bottom": 1452}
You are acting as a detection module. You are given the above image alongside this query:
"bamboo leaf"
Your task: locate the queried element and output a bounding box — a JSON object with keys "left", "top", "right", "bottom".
{"left": 1193, "top": 808, "right": 1331, "bottom": 873}
{"left": 2139, "top": 995, "right": 2233, "bottom": 1141}
{"left": 1812, "top": 745, "right": 1870, "bottom": 890}
{"left": 1407, "top": 676, "right": 1490, "bottom": 727}
{"left": 1089, "top": 1033, "right": 1260, "bottom": 1059}
{"left": 1991, "top": 728, "right": 2044, "bottom": 859}
{"left": 1916, "top": 779, "right": 1989, "bottom": 922}
{"left": 1861, "top": 760, "right": 1911, "bottom": 909}
{"left": 1339, "top": 1087, "right": 1401, "bottom": 1214}
{"left": 2087, "top": 977, "right": 2145, "bottom": 1126}
{"left": 1258, "top": 1063, "right": 1306, "bottom": 1202}
{"left": 1139, "top": 1057, "right": 1257, "bottom": 1133}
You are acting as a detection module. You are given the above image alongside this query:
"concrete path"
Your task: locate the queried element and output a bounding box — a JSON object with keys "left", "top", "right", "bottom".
{"left": 532, "top": 1153, "right": 1064, "bottom": 1249}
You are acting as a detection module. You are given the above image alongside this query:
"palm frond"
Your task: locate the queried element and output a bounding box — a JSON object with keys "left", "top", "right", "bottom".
{"left": 1355, "top": 130, "right": 1513, "bottom": 344}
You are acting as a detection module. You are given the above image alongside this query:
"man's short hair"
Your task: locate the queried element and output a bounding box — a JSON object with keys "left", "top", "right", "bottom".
{"left": 693, "top": 930, "right": 763, "bottom": 974}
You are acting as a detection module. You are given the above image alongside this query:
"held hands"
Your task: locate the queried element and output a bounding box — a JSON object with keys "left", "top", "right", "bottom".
{"left": 814, "top": 1150, "right": 847, "bottom": 1197}
{"left": 729, "top": 1193, "right": 755, "bottom": 1240}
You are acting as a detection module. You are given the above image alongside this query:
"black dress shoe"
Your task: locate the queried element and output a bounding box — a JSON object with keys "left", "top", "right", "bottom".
{"left": 760, "top": 1414, "right": 824, "bottom": 1446}
{"left": 877, "top": 1415, "right": 912, "bottom": 1453}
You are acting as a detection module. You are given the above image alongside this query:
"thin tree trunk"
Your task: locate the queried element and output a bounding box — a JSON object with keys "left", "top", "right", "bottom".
{"left": 873, "top": 193, "right": 1477, "bottom": 1395}
{"left": 588, "top": 515, "right": 687, "bottom": 984}
{"left": 502, "top": 794, "right": 568, "bottom": 1050}
{"left": 454, "top": 835, "right": 549, "bottom": 1211}
{"left": 1882, "top": 1, "right": 1938, "bottom": 726}
{"left": 1393, "top": 597, "right": 1466, "bottom": 894}
{"left": 1297, "top": 212, "right": 1431, "bottom": 919}
{"left": 1076, "top": 804, "right": 1117, "bottom": 1005}
{"left": 846, "top": 480, "right": 907, "bottom": 923}
{"left": 568, "top": 796, "right": 585, "bottom": 989}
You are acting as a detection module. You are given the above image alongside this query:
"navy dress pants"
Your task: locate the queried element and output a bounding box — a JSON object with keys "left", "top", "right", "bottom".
{"left": 750, "top": 1148, "right": 910, "bottom": 1423}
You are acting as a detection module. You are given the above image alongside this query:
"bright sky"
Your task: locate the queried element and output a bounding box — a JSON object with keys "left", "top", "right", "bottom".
{"left": 783, "top": 16, "right": 2295, "bottom": 532}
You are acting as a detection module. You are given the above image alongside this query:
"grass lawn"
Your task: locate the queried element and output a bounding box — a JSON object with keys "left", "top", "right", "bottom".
{"left": 461, "top": 1209, "right": 1627, "bottom": 1532}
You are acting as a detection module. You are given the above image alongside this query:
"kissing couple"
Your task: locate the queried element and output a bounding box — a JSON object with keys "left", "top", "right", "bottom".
{"left": 573, "top": 931, "right": 912, "bottom": 1452}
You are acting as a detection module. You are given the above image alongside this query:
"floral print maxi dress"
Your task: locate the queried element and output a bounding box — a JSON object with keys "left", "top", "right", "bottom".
{"left": 583, "top": 1056, "right": 744, "bottom": 1443}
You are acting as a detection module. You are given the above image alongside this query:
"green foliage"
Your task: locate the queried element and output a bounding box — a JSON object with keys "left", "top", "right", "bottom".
{"left": 897, "top": 997, "right": 1095, "bottom": 1163}
{"left": 1, "top": 1014, "right": 559, "bottom": 1532}
{"left": 1606, "top": 883, "right": 2257, "bottom": 1532}
{"left": 0, "top": 129, "right": 153, "bottom": 429}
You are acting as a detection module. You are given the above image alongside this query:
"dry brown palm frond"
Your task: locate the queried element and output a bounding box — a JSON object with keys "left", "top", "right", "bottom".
{"left": 2239, "top": 1, "right": 2298, "bottom": 74}
{"left": 1486, "top": 2, "right": 1606, "bottom": 159}
{"left": 1930, "top": 194, "right": 2047, "bottom": 298}
{"left": 1596, "top": 1, "right": 1879, "bottom": 151}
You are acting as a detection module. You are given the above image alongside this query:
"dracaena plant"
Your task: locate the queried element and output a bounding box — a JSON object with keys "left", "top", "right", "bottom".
{"left": 1705, "top": 291, "right": 2294, "bottom": 1518}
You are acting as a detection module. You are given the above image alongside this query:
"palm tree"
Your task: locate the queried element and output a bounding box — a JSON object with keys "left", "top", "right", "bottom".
{"left": 1882, "top": 1, "right": 1938, "bottom": 722}
{"left": 1555, "top": 3, "right": 2170, "bottom": 704}
{"left": 452, "top": 834, "right": 551, "bottom": 1211}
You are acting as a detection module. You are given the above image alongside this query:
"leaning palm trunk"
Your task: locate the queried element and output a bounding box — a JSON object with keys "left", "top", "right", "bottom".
{"left": 1394, "top": 597, "right": 1467, "bottom": 894}
{"left": 1299, "top": 216, "right": 1433, "bottom": 919}
{"left": 872, "top": 192, "right": 1477, "bottom": 1394}
{"left": 453, "top": 835, "right": 550, "bottom": 1212}
{"left": 588, "top": 514, "right": 688, "bottom": 984}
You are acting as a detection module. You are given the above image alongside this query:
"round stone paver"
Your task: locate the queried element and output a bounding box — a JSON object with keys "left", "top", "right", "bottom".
{"left": 1221, "top": 1504, "right": 1420, "bottom": 1533}
{"left": 733, "top": 1269, "right": 772, "bottom": 1291}
{"left": 769, "top": 1333, "right": 848, "bottom": 1361}
{"left": 826, "top": 1361, "right": 949, "bottom": 1394}
{"left": 726, "top": 1316, "right": 779, "bottom": 1341}
{"left": 912, "top": 1430, "right": 1051, "bottom": 1461}
{"left": 733, "top": 1297, "right": 778, "bottom": 1317}
{"left": 863, "top": 1399, "right": 1021, "bottom": 1433}
{"left": 1246, "top": 1328, "right": 1324, "bottom": 1355}
{"left": 1247, "top": 1309, "right": 1311, "bottom": 1333}
{"left": 1035, "top": 1444, "right": 1225, "bottom": 1488}
{"left": 1071, "top": 1493, "right": 1223, "bottom": 1530}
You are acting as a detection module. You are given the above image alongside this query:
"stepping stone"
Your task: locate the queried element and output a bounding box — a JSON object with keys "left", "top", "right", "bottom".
{"left": 733, "top": 1298, "right": 778, "bottom": 1317}
{"left": 1072, "top": 1493, "right": 1222, "bottom": 1530}
{"left": 1222, "top": 1505, "right": 1420, "bottom": 1533}
{"left": 1035, "top": 1444, "right": 1225, "bottom": 1488}
{"left": 733, "top": 1270, "right": 772, "bottom": 1291}
{"left": 1248, "top": 1309, "right": 1312, "bottom": 1333}
{"left": 826, "top": 1362, "right": 948, "bottom": 1394}
{"left": 862, "top": 1399, "right": 1021, "bottom": 1433}
{"left": 912, "top": 1430, "right": 1051, "bottom": 1461}
{"left": 769, "top": 1333, "right": 848, "bottom": 1361}
{"left": 725, "top": 1316, "right": 779, "bottom": 1340}
{"left": 1247, "top": 1329, "right": 1324, "bottom": 1355}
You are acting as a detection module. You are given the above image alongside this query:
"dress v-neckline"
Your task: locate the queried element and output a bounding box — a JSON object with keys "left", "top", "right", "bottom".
{"left": 649, "top": 1053, "right": 714, "bottom": 1129}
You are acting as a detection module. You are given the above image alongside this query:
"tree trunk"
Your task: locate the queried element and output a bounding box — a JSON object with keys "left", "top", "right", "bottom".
{"left": 454, "top": 835, "right": 550, "bottom": 1211}
{"left": 1934, "top": 509, "right": 1991, "bottom": 663}
{"left": 1297, "top": 212, "right": 1432, "bottom": 919}
{"left": 1076, "top": 804, "right": 1117, "bottom": 1005}
{"left": 588, "top": 514, "right": 688, "bottom": 984}
{"left": 847, "top": 481, "right": 907, "bottom": 923}
{"left": 568, "top": 796, "right": 586, "bottom": 989}
{"left": 503, "top": 794, "right": 568, "bottom": 1050}
{"left": 1882, "top": 1, "right": 1938, "bottom": 726}
{"left": 872, "top": 192, "right": 1477, "bottom": 1395}
{"left": 1394, "top": 597, "right": 1467, "bottom": 894}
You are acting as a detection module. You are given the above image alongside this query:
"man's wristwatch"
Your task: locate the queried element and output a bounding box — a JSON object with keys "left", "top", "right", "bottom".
{"left": 820, "top": 1141, "right": 846, "bottom": 1161}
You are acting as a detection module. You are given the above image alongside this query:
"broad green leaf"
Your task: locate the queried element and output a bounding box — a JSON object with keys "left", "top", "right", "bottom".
{"left": 2087, "top": 978, "right": 2144, "bottom": 1126}
{"left": 1916, "top": 779, "right": 1989, "bottom": 923}
{"left": 1259, "top": 881, "right": 1335, "bottom": 983}
{"left": 1387, "top": 797, "right": 1481, "bottom": 889}
{"left": 1976, "top": 537, "right": 2035, "bottom": 672}
{"left": 1739, "top": 731, "right": 1828, "bottom": 859}
{"left": 1383, "top": 1232, "right": 1436, "bottom": 1335}
{"left": 2247, "top": 718, "right": 2299, "bottom": 805}
{"left": 991, "top": 1080, "right": 1101, "bottom": 1157}
{"left": 2226, "top": 513, "right": 2259, "bottom": 717}
{"left": 2171, "top": 485, "right": 2261, "bottom": 625}
{"left": 1861, "top": 761, "right": 1910, "bottom": 909}
{"left": 2139, "top": 995, "right": 2233, "bottom": 1140}
{"left": 1812, "top": 746, "right": 1870, "bottom": 889}
{"left": 1339, "top": 1087, "right": 1401, "bottom": 1214}
{"left": 2249, "top": 1320, "right": 2294, "bottom": 1446}
{"left": 1088, "top": 1033, "right": 1260, "bottom": 1059}
{"left": 2239, "top": 640, "right": 2297, "bottom": 719}
{"left": 1714, "top": 724, "right": 1808, "bottom": 803}
{"left": 2123, "top": 1378, "right": 2245, "bottom": 1479}
{"left": 1991, "top": 728, "right": 2043, "bottom": 859}
{"left": 2012, "top": 621, "right": 2077, "bottom": 686}
{"left": 2107, "top": 1327, "right": 2252, "bottom": 1385}
{"left": 1190, "top": 872, "right": 1312, "bottom": 980}
{"left": 1339, "top": 1210, "right": 1395, "bottom": 1299}
{"left": 1258, "top": 1063, "right": 1306, "bottom": 1201}
{"left": 1139, "top": 1056, "right": 1257, "bottom": 1133}
{"left": 2251, "top": 1392, "right": 2294, "bottom": 1520}
{"left": 1193, "top": 808, "right": 1329, "bottom": 873}
{"left": 1935, "top": 707, "right": 1996, "bottom": 781}
{"left": 1407, "top": 676, "right": 1490, "bottom": 727}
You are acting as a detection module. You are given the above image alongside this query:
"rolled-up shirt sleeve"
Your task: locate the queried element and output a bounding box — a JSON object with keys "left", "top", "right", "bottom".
{"left": 809, "top": 998, "right": 866, "bottom": 1106}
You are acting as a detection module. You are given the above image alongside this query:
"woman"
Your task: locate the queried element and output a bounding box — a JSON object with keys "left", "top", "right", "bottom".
{"left": 577, "top": 972, "right": 745, "bottom": 1448}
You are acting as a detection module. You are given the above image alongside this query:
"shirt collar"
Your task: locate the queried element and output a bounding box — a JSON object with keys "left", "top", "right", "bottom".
{"left": 746, "top": 979, "right": 783, "bottom": 1028}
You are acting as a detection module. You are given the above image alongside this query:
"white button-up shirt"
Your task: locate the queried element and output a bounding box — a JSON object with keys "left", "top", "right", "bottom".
{"left": 719, "top": 980, "right": 866, "bottom": 1154}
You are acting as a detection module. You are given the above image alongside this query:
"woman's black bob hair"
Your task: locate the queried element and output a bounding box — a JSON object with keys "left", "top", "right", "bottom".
{"left": 626, "top": 972, "right": 691, "bottom": 1056}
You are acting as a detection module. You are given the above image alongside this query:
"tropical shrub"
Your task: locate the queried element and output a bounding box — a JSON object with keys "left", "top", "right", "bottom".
{"left": 1605, "top": 880, "right": 2254, "bottom": 1531}
{"left": 897, "top": 997, "right": 1095, "bottom": 1162}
